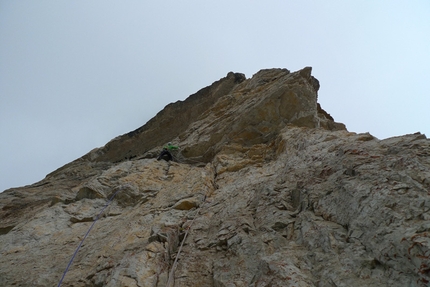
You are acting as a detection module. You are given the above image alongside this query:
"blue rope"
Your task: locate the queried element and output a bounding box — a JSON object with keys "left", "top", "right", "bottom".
{"left": 57, "top": 186, "right": 124, "bottom": 287}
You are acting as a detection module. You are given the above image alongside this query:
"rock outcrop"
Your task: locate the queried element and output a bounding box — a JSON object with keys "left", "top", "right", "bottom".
{"left": 1, "top": 67, "right": 430, "bottom": 287}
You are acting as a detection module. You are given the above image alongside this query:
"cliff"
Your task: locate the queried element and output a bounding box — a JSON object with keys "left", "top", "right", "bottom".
{"left": 1, "top": 67, "right": 430, "bottom": 287}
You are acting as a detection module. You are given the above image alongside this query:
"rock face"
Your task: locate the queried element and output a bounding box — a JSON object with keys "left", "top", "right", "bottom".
{"left": 1, "top": 67, "right": 430, "bottom": 287}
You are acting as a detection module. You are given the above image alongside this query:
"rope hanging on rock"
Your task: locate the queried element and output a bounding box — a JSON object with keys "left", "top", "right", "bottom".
{"left": 166, "top": 192, "right": 209, "bottom": 287}
{"left": 57, "top": 185, "right": 128, "bottom": 287}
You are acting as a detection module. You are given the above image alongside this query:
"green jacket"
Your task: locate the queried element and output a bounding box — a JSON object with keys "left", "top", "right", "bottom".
{"left": 164, "top": 143, "right": 179, "bottom": 151}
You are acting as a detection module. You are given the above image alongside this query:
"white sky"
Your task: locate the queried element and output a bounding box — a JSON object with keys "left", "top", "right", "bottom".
{"left": 1, "top": 1, "right": 429, "bottom": 192}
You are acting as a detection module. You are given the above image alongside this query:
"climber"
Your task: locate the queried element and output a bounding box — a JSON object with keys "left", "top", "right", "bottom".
{"left": 157, "top": 142, "right": 179, "bottom": 161}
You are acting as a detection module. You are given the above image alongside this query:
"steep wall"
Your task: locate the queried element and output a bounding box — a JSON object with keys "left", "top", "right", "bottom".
{"left": 1, "top": 67, "right": 429, "bottom": 287}
{"left": 83, "top": 71, "right": 246, "bottom": 163}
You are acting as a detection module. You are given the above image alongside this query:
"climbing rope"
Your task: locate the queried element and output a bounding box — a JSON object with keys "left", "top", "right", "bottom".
{"left": 165, "top": 157, "right": 216, "bottom": 286}
{"left": 57, "top": 185, "right": 128, "bottom": 287}
{"left": 166, "top": 191, "right": 210, "bottom": 287}
{"left": 56, "top": 155, "right": 208, "bottom": 286}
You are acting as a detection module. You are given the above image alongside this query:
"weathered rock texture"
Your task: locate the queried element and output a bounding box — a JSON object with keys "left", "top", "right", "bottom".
{"left": 1, "top": 67, "right": 430, "bottom": 287}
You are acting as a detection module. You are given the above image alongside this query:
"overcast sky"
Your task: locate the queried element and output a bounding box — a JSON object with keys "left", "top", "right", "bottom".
{"left": 1, "top": 1, "right": 429, "bottom": 192}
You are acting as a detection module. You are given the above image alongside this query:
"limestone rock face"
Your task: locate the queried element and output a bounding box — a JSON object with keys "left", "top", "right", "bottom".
{"left": 1, "top": 67, "right": 430, "bottom": 287}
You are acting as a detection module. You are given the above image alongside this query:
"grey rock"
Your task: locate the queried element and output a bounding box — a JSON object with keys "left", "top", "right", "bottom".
{"left": 1, "top": 67, "right": 429, "bottom": 287}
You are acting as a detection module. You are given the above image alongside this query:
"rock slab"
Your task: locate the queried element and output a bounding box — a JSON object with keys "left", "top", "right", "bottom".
{"left": 1, "top": 67, "right": 430, "bottom": 287}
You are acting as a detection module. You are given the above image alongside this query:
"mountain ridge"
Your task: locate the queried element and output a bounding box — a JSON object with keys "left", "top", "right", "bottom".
{"left": 1, "top": 67, "right": 430, "bottom": 287}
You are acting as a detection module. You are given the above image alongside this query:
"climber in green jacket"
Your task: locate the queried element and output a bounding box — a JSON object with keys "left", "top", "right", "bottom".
{"left": 157, "top": 142, "right": 179, "bottom": 161}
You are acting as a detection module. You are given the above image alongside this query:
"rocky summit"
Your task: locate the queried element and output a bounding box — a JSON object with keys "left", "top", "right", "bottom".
{"left": 1, "top": 67, "right": 430, "bottom": 287}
